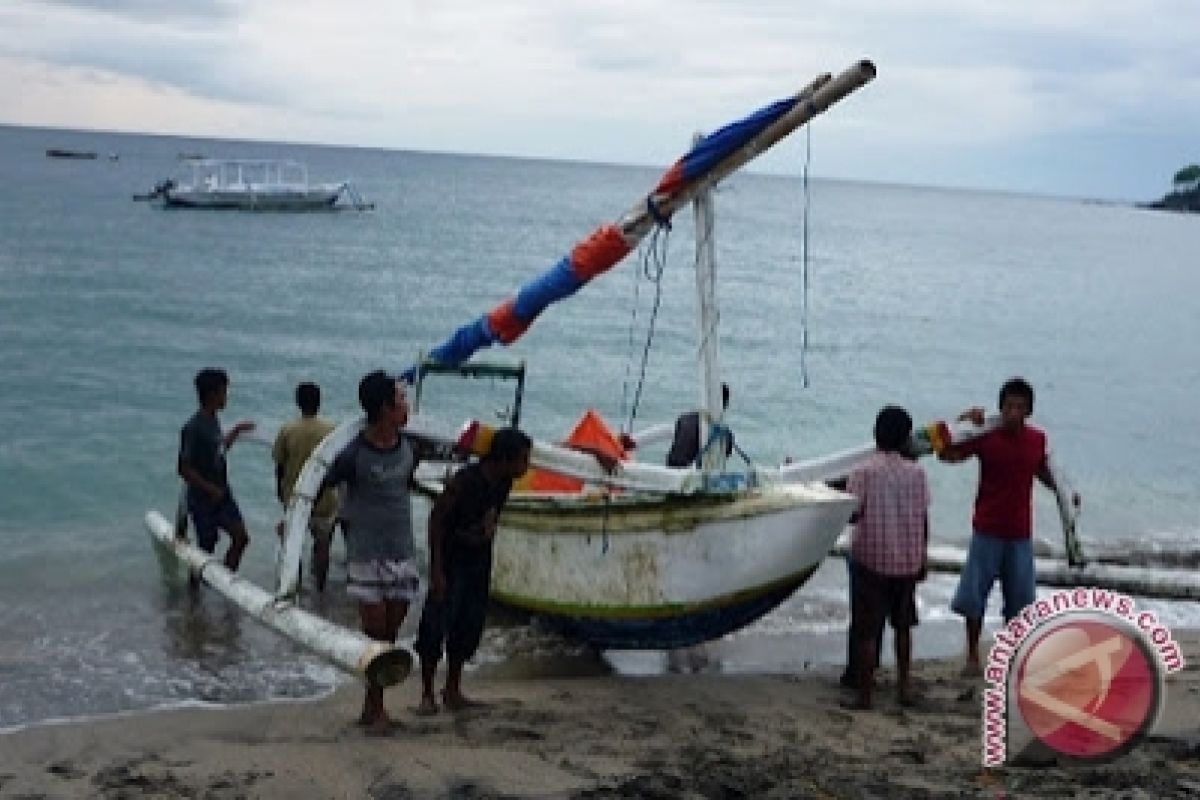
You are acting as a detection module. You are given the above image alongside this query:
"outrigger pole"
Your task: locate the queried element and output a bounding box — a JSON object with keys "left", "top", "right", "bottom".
{"left": 924, "top": 543, "right": 1200, "bottom": 602}
{"left": 405, "top": 60, "right": 877, "bottom": 378}
{"left": 146, "top": 510, "right": 412, "bottom": 687}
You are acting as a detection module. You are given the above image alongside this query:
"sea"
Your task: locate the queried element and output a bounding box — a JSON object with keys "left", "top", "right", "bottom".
{"left": 1, "top": 123, "right": 1199, "bottom": 733}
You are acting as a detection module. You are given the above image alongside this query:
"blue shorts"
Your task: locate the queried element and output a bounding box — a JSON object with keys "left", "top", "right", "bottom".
{"left": 951, "top": 532, "right": 1035, "bottom": 622}
{"left": 187, "top": 492, "right": 244, "bottom": 553}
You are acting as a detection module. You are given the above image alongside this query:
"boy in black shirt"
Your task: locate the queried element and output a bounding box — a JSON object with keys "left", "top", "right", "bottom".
{"left": 415, "top": 428, "right": 531, "bottom": 714}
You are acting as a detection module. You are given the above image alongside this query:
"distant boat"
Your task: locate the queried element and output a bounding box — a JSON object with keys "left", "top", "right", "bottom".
{"left": 46, "top": 149, "right": 98, "bottom": 160}
{"left": 137, "top": 158, "right": 373, "bottom": 211}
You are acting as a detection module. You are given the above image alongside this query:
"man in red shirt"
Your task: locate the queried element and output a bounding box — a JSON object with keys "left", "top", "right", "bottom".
{"left": 844, "top": 405, "right": 930, "bottom": 710}
{"left": 940, "top": 377, "right": 1073, "bottom": 675}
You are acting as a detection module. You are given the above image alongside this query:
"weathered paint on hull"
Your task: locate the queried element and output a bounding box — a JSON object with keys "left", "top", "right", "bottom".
{"left": 496, "top": 565, "right": 820, "bottom": 649}
{"left": 489, "top": 483, "right": 856, "bottom": 648}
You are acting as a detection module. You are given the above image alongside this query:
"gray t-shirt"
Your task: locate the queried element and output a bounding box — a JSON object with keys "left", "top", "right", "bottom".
{"left": 324, "top": 432, "right": 417, "bottom": 563}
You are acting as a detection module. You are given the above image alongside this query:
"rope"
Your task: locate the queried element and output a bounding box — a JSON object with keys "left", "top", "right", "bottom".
{"left": 698, "top": 422, "right": 755, "bottom": 469}
{"left": 799, "top": 124, "right": 813, "bottom": 389}
{"left": 619, "top": 234, "right": 645, "bottom": 426}
{"left": 623, "top": 223, "right": 670, "bottom": 432}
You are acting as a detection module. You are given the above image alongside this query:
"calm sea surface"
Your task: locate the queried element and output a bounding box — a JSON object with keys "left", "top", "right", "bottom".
{"left": 1, "top": 124, "right": 1198, "bottom": 731}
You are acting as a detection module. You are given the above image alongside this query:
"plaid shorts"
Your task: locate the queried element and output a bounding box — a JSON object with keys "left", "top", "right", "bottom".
{"left": 346, "top": 559, "right": 421, "bottom": 604}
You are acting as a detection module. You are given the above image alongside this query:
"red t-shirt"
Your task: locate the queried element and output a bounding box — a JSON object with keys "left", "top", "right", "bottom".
{"left": 960, "top": 425, "right": 1046, "bottom": 540}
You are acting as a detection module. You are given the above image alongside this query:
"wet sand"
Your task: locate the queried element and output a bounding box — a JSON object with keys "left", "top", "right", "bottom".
{"left": 2, "top": 635, "right": 1199, "bottom": 799}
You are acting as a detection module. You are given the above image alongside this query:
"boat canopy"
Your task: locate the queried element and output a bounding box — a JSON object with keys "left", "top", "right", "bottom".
{"left": 185, "top": 159, "right": 311, "bottom": 189}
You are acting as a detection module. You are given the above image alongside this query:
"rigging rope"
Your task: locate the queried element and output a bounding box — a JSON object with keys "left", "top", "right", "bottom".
{"left": 623, "top": 223, "right": 671, "bottom": 432}
{"left": 619, "top": 234, "right": 645, "bottom": 426}
{"left": 799, "top": 124, "right": 813, "bottom": 389}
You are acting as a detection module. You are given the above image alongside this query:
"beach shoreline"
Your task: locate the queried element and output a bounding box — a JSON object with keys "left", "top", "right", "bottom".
{"left": 3, "top": 635, "right": 1198, "bottom": 799}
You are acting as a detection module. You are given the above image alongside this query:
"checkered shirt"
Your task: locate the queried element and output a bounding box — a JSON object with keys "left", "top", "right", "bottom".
{"left": 847, "top": 450, "right": 929, "bottom": 577}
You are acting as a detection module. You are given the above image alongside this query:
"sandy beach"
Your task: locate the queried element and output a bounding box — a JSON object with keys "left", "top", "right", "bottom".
{"left": 2, "top": 635, "right": 1198, "bottom": 799}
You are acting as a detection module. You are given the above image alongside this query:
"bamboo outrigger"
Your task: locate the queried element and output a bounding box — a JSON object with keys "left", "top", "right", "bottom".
{"left": 145, "top": 510, "right": 412, "bottom": 688}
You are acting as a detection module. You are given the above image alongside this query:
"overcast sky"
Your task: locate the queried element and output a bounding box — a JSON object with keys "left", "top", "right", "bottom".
{"left": 2, "top": 0, "right": 1196, "bottom": 200}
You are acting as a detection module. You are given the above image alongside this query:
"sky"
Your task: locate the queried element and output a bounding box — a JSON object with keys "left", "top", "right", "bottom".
{"left": 1, "top": 0, "right": 1197, "bottom": 201}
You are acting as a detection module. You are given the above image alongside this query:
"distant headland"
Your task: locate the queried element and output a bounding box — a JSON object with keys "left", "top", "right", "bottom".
{"left": 1147, "top": 164, "right": 1200, "bottom": 212}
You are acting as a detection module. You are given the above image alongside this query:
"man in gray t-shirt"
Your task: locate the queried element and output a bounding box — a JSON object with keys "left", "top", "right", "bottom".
{"left": 326, "top": 433, "right": 417, "bottom": 564}
{"left": 319, "top": 370, "right": 424, "bottom": 734}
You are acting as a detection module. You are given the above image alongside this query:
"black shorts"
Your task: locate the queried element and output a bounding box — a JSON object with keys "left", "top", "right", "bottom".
{"left": 415, "top": 558, "right": 491, "bottom": 664}
{"left": 851, "top": 565, "right": 919, "bottom": 643}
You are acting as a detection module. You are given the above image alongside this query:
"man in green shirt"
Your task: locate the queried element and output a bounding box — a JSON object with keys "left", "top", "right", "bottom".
{"left": 273, "top": 382, "right": 338, "bottom": 591}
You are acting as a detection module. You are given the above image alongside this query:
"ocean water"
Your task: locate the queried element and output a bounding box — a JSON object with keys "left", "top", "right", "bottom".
{"left": 2, "top": 123, "right": 1199, "bottom": 731}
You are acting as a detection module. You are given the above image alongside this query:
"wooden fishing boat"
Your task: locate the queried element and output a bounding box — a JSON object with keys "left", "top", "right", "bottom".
{"left": 329, "top": 62, "right": 882, "bottom": 648}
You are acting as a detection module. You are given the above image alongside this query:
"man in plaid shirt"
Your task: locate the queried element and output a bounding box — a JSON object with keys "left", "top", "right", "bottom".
{"left": 844, "top": 405, "right": 930, "bottom": 710}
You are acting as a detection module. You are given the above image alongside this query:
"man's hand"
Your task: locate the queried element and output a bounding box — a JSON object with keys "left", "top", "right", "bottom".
{"left": 957, "top": 407, "right": 986, "bottom": 426}
{"left": 618, "top": 433, "right": 637, "bottom": 451}
{"left": 571, "top": 445, "right": 619, "bottom": 474}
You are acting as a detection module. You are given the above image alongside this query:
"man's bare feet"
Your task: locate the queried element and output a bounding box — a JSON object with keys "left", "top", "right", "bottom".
{"left": 442, "top": 689, "right": 485, "bottom": 711}
{"left": 363, "top": 711, "right": 393, "bottom": 737}
{"left": 416, "top": 695, "right": 439, "bottom": 717}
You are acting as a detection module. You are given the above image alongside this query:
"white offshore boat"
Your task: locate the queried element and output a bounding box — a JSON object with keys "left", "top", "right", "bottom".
{"left": 139, "top": 158, "right": 372, "bottom": 211}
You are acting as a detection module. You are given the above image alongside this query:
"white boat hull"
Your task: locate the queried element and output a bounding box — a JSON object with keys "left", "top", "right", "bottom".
{"left": 163, "top": 185, "right": 344, "bottom": 210}
{"left": 488, "top": 482, "right": 856, "bottom": 648}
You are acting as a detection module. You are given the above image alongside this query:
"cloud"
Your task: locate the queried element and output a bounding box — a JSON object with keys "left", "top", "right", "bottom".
{"left": 2, "top": 0, "right": 1199, "bottom": 197}
{"left": 32, "top": 0, "right": 239, "bottom": 25}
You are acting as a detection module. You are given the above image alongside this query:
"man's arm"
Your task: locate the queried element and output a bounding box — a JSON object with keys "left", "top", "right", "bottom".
{"left": 272, "top": 431, "right": 287, "bottom": 503}
{"left": 318, "top": 442, "right": 355, "bottom": 497}
{"left": 938, "top": 407, "right": 985, "bottom": 463}
{"left": 917, "top": 513, "right": 930, "bottom": 582}
{"left": 1035, "top": 461, "right": 1056, "bottom": 491}
{"left": 223, "top": 420, "right": 256, "bottom": 450}
{"left": 618, "top": 422, "right": 674, "bottom": 452}
{"left": 426, "top": 480, "right": 460, "bottom": 602}
{"left": 1037, "top": 458, "right": 1080, "bottom": 506}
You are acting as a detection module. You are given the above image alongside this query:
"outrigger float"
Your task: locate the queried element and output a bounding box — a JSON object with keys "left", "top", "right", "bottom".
{"left": 147, "top": 58, "right": 1198, "bottom": 687}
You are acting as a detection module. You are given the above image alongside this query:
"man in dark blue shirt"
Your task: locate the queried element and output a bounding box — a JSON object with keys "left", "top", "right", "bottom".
{"left": 177, "top": 368, "right": 255, "bottom": 573}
